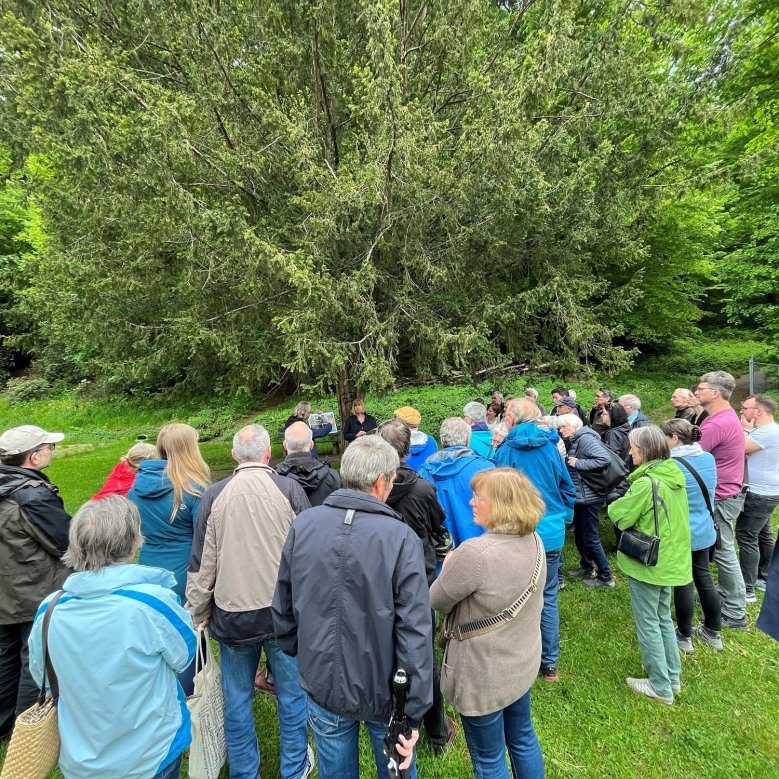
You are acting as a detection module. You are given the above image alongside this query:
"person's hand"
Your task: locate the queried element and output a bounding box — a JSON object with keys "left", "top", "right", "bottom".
{"left": 356, "top": 430, "right": 366, "bottom": 437}
{"left": 194, "top": 619, "right": 209, "bottom": 630}
{"left": 567, "top": 456, "right": 578, "bottom": 468}
{"left": 397, "top": 729, "right": 419, "bottom": 770}
{"left": 741, "top": 415, "right": 755, "bottom": 432}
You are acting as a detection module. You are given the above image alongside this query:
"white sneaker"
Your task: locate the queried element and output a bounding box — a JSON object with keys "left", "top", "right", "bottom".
{"left": 745, "top": 589, "right": 758, "bottom": 604}
{"left": 626, "top": 677, "right": 674, "bottom": 705}
{"left": 300, "top": 745, "right": 316, "bottom": 779}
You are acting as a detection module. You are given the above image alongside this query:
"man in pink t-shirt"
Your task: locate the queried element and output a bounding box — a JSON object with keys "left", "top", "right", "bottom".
{"left": 696, "top": 371, "right": 748, "bottom": 630}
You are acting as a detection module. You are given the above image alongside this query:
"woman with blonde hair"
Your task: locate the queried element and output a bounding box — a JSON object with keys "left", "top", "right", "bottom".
{"left": 128, "top": 423, "right": 209, "bottom": 693}
{"left": 93, "top": 442, "right": 158, "bottom": 500}
{"left": 430, "top": 467, "right": 545, "bottom": 778}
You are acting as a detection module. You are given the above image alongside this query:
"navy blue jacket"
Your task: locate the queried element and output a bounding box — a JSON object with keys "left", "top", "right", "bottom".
{"left": 272, "top": 489, "right": 433, "bottom": 726}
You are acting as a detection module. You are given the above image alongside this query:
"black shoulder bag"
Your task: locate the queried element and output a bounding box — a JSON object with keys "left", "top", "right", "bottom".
{"left": 616, "top": 474, "right": 666, "bottom": 566}
{"left": 674, "top": 455, "right": 721, "bottom": 551}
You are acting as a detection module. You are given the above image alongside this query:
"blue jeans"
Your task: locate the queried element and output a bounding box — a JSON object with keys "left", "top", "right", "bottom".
{"left": 540, "top": 550, "right": 561, "bottom": 668}
{"left": 573, "top": 501, "right": 611, "bottom": 582}
{"left": 307, "top": 697, "right": 417, "bottom": 779}
{"left": 219, "top": 639, "right": 309, "bottom": 779}
{"left": 460, "top": 690, "right": 544, "bottom": 779}
{"left": 153, "top": 754, "right": 182, "bottom": 779}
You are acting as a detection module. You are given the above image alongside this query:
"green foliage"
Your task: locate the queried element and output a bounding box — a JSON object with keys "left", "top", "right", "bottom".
{"left": 635, "top": 332, "right": 776, "bottom": 381}
{"left": 1, "top": 376, "right": 51, "bottom": 404}
{"left": 0, "top": 0, "right": 751, "bottom": 397}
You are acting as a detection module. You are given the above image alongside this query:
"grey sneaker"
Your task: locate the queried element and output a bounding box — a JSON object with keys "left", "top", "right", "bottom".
{"left": 301, "top": 744, "right": 316, "bottom": 779}
{"left": 581, "top": 577, "right": 615, "bottom": 589}
{"left": 721, "top": 613, "right": 749, "bottom": 631}
{"left": 672, "top": 682, "right": 682, "bottom": 694}
{"left": 693, "top": 625, "right": 724, "bottom": 651}
{"left": 568, "top": 566, "right": 597, "bottom": 578}
{"left": 626, "top": 677, "right": 674, "bottom": 705}
{"left": 675, "top": 629, "right": 694, "bottom": 655}
{"left": 745, "top": 588, "right": 757, "bottom": 604}
{"left": 755, "top": 578, "right": 767, "bottom": 592}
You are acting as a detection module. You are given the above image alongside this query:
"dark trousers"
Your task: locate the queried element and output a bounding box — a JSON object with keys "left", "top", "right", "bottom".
{"left": 674, "top": 547, "right": 721, "bottom": 635}
{"left": 0, "top": 621, "right": 39, "bottom": 738}
{"left": 423, "top": 610, "right": 448, "bottom": 746}
{"left": 573, "top": 501, "right": 612, "bottom": 582}
{"left": 736, "top": 491, "right": 779, "bottom": 587}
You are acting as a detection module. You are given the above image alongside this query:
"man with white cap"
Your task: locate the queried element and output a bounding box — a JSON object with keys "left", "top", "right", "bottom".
{"left": 0, "top": 424, "right": 70, "bottom": 739}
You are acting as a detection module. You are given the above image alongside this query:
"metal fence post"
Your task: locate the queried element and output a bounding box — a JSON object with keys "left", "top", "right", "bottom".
{"left": 749, "top": 355, "right": 755, "bottom": 395}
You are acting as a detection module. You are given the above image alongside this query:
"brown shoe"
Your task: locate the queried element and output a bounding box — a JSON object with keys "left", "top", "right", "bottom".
{"left": 254, "top": 668, "right": 276, "bottom": 696}
{"left": 432, "top": 715, "right": 457, "bottom": 756}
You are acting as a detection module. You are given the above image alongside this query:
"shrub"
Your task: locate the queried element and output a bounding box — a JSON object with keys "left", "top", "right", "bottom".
{"left": 2, "top": 376, "right": 52, "bottom": 404}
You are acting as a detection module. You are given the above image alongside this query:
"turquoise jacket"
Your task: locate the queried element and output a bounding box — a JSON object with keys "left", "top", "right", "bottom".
{"left": 608, "top": 459, "right": 692, "bottom": 586}
{"left": 128, "top": 460, "right": 203, "bottom": 599}
{"left": 29, "top": 565, "right": 196, "bottom": 779}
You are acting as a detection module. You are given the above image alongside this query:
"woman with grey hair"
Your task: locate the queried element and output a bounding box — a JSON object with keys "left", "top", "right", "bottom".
{"left": 28, "top": 495, "right": 197, "bottom": 779}
{"left": 607, "top": 426, "right": 692, "bottom": 705}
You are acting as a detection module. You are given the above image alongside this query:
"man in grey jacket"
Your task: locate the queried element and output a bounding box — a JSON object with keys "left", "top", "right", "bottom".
{"left": 187, "top": 424, "right": 313, "bottom": 779}
{"left": 273, "top": 435, "right": 433, "bottom": 779}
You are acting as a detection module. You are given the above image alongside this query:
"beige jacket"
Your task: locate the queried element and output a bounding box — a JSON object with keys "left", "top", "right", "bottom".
{"left": 430, "top": 532, "right": 545, "bottom": 716}
{"left": 187, "top": 463, "right": 295, "bottom": 621}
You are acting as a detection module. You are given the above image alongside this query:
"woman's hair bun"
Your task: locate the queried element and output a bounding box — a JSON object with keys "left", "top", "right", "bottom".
{"left": 691, "top": 426, "right": 702, "bottom": 442}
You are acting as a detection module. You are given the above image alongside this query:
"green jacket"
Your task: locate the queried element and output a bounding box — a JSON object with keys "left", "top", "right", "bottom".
{"left": 608, "top": 458, "right": 692, "bottom": 586}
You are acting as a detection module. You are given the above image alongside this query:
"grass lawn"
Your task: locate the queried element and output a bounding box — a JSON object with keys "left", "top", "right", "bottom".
{"left": 1, "top": 376, "right": 778, "bottom": 778}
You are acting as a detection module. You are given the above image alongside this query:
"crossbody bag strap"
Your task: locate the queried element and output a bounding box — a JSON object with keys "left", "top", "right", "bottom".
{"left": 40, "top": 589, "right": 66, "bottom": 704}
{"left": 445, "top": 534, "right": 544, "bottom": 643}
{"left": 640, "top": 474, "right": 662, "bottom": 539}
{"left": 674, "top": 456, "right": 714, "bottom": 516}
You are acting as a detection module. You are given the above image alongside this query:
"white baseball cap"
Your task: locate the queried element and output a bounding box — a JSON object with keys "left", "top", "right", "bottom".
{"left": 0, "top": 425, "right": 65, "bottom": 456}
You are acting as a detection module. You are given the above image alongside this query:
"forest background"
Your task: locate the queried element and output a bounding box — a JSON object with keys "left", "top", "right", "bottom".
{"left": 0, "top": 0, "right": 778, "bottom": 417}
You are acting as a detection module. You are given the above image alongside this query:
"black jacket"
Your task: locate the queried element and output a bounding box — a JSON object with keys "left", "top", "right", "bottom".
{"left": 603, "top": 423, "right": 632, "bottom": 468}
{"left": 343, "top": 414, "right": 378, "bottom": 442}
{"left": 188, "top": 466, "right": 310, "bottom": 644}
{"left": 385, "top": 465, "right": 446, "bottom": 586}
{"left": 272, "top": 489, "right": 433, "bottom": 726}
{"left": 276, "top": 452, "right": 341, "bottom": 507}
{"left": 630, "top": 411, "right": 652, "bottom": 429}
{"left": 0, "top": 466, "right": 71, "bottom": 623}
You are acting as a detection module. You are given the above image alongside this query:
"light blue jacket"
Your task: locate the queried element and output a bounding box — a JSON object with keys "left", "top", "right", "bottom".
{"left": 29, "top": 565, "right": 196, "bottom": 779}
{"left": 670, "top": 444, "right": 718, "bottom": 551}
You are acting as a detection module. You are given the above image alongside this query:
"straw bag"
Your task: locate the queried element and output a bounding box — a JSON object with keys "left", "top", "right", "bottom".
{"left": 1, "top": 591, "right": 65, "bottom": 779}
{"left": 187, "top": 627, "right": 226, "bottom": 779}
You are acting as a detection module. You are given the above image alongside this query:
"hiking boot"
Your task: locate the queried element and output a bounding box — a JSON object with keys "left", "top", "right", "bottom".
{"left": 755, "top": 578, "right": 767, "bottom": 592}
{"left": 540, "top": 665, "right": 559, "bottom": 682}
{"left": 581, "top": 577, "right": 615, "bottom": 589}
{"left": 693, "top": 625, "right": 724, "bottom": 651}
{"left": 675, "top": 628, "right": 694, "bottom": 655}
{"left": 626, "top": 677, "right": 674, "bottom": 705}
{"left": 721, "top": 614, "right": 749, "bottom": 631}
{"left": 745, "top": 588, "right": 757, "bottom": 604}
{"left": 567, "top": 566, "right": 597, "bottom": 579}
{"left": 254, "top": 668, "right": 277, "bottom": 696}
{"left": 432, "top": 716, "right": 457, "bottom": 756}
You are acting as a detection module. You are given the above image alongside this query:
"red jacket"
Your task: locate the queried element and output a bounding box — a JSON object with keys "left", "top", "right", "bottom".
{"left": 93, "top": 461, "right": 137, "bottom": 500}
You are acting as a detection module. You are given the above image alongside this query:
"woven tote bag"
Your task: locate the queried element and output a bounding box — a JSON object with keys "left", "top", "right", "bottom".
{"left": 1, "top": 592, "right": 64, "bottom": 779}
{"left": 187, "top": 627, "right": 226, "bottom": 779}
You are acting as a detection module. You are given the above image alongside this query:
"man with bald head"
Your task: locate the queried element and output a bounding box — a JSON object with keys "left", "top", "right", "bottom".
{"left": 277, "top": 422, "right": 341, "bottom": 506}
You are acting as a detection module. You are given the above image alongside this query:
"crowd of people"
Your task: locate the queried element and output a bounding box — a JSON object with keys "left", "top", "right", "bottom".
{"left": 0, "top": 368, "right": 778, "bottom": 778}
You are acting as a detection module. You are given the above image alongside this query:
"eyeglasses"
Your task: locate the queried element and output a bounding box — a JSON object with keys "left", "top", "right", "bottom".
{"left": 741, "top": 405, "right": 758, "bottom": 411}
{"left": 35, "top": 443, "right": 55, "bottom": 453}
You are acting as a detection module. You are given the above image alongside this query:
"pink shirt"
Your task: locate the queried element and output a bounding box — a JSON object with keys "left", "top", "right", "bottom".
{"left": 699, "top": 407, "right": 745, "bottom": 500}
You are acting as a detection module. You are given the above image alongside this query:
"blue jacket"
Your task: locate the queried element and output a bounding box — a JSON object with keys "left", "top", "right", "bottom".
{"left": 493, "top": 423, "right": 575, "bottom": 552}
{"left": 564, "top": 427, "right": 612, "bottom": 505}
{"left": 29, "top": 565, "right": 196, "bottom": 779}
{"left": 469, "top": 429, "right": 493, "bottom": 458}
{"left": 418, "top": 447, "right": 495, "bottom": 546}
{"left": 127, "top": 460, "right": 203, "bottom": 599}
{"left": 406, "top": 430, "right": 439, "bottom": 472}
{"left": 670, "top": 444, "right": 717, "bottom": 551}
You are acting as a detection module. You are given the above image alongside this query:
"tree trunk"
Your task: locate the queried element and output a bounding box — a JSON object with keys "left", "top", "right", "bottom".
{"left": 337, "top": 365, "right": 358, "bottom": 447}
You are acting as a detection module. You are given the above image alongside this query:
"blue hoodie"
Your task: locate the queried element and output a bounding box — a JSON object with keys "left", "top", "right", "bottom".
{"left": 127, "top": 459, "right": 203, "bottom": 599}
{"left": 492, "top": 422, "right": 576, "bottom": 552}
{"left": 406, "top": 430, "right": 440, "bottom": 472}
{"left": 671, "top": 444, "right": 717, "bottom": 551}
{"left": 29, "top": 565, "right": 196, "bottom": 779}
{"left": 469, "top": 429, "right": 493, "bottom": 458}
{"left": 418, "top": 447, "right": 495, "bottom": 546}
